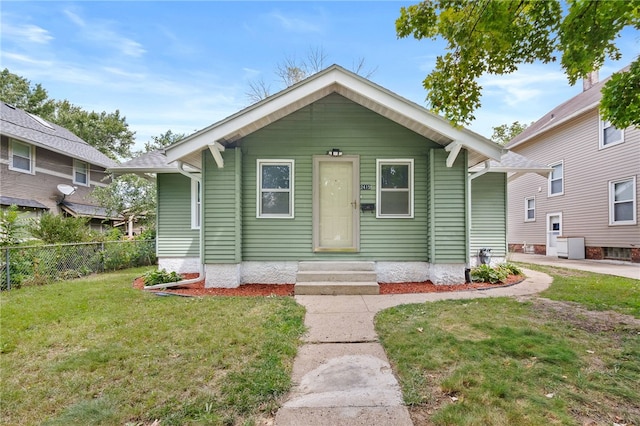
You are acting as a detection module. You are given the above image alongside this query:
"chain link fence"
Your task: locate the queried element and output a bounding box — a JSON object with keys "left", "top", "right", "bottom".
{"left": 1, "top": 240, "right": 156, "bottom": 290}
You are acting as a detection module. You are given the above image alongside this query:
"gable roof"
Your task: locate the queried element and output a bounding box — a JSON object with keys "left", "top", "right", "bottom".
{"left": 505, "top": 66, "right": 628, "bottom": 149}
{"left": 108, "top": 149, "right": 200, "bottom": 176}
{"left": 166, "top": 64, "right": 503, "bottom": 169}
{"left": 0, "top": 103, "right": 118, "bottom": 168}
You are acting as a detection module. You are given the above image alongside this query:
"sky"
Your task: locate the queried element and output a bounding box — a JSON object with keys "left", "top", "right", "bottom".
{"left": 1, "top": 1, "right": 638, "bottom": 155}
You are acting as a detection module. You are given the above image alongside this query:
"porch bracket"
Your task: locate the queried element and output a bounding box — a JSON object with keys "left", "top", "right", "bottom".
{"left": 469, "top": 160, "right": 492, "bottom": 180}
{"left": 445, "top": 142, "right": 463, "bottom": 168}
{"left": 208, "top": 142, "right": 225, "bottom": 168}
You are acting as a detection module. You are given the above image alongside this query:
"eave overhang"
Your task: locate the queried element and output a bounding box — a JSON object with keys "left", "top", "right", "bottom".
{"left": 165, "top": 65, "right": 503, "bottom": 169}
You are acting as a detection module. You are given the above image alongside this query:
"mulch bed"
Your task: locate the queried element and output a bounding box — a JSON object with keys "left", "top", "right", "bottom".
{"left": 133, "top": 273, "right": 524, "bottom": 297}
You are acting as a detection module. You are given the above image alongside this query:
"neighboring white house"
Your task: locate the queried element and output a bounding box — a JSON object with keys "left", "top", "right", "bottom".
{"left": 505, "top": 69, "right": 639, "bottom": 263}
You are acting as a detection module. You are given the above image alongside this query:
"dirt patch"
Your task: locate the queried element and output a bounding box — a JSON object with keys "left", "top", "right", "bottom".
{"left": 132, "top": 274, "right": 524, "bottom": 296}
{"left": 516, "top": 296, "right": 640, "bottom": 334}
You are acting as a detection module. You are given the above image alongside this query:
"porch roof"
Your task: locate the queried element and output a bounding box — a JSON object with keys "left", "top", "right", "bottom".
{"left": 165, "top": 65, "right": 503, "bottom": 170}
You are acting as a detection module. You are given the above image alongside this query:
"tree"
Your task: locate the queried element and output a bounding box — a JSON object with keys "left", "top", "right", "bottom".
{"left": 139, "top": 129, "right": 185, "bottom": 154}
{"left": 396, "top": 0, "right": 640, "bottom": 128}
{"left": 0, "top": 69, "right": 54, "bottom": 117}
{"left": 491, "top": 121, "right": 530, "bottom": 145}
{"left": 0, "top": 69, "right": 136, "bottom": 160}
{"left": 246, "top": 47, "right": 377, "bottom": 102}
{"left": 0, "top": 205, "right": 27, "bottom": 247}
{"left": 27, "top": 213, "right": 93, "bottom": 244}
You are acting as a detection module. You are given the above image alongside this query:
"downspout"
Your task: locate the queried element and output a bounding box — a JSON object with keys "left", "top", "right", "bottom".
{"left": 145, "top": 160, "right": 205, "bottom": 290}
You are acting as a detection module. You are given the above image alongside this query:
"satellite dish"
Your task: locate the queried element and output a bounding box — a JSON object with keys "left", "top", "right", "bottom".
{"left": 57, "top": 184, "right": 76, "bottom": 196}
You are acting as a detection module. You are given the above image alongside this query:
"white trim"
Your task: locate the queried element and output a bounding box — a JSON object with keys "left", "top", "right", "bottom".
{"left": 191, "top": 179, "right": 201, "bottom": 229}
{"left": 8, "top": 139, "right": 35, "bottom": 174}
{"left": 256, "top": 159, "right": 294, "bottom": 219}
{"left": 599, "top": 118, "right": 625, "bottom": 149}
{"left": 546, "top": 212, "right": 562, "bottom": 257}
{"left": 524, "top": 196, "right": 536, "bottom": 222}
{"left": 609, "top": 176, "right": 637, "bottom": 226}
{"left": 73, "top": 159, "right": 90, "bottom": 186}
{"left": 376, "top": 159, "right": 414, "bottom": 218}
{"left": 548, "top": 160, "right": 564, "bottom": 197}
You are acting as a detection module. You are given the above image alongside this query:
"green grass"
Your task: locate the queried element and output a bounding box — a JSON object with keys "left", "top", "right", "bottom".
{"left": 529, "top": 264, "right": 640, "bottom": 318}
{"left": 1, "top": 268, "right": 306, "bottom": 425}
{"left": 376, "top": 268, "right": 640, "bottom": 425}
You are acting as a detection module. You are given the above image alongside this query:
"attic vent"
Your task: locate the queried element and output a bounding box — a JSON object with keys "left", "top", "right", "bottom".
{"left": 27, "top": 112, "right": 54, "bottom": 130}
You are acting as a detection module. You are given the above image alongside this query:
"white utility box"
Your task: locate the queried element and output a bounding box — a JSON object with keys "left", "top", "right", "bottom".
{"left": 556, "top": 237, "right": 585, "bottom": 260}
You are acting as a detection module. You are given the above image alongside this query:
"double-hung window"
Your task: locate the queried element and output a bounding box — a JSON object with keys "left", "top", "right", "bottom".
{"left": 525, "top": 197, "right": 535, "bottom": 222}
{"left": 600, "top": 119, "right": 624, "bottom": 148}
{"left": 609, "top": 177, "right": 636, "bottom": 225}
{"left": 376, "top": 159, "right": 414, "bottom": 218}
{"left": 257, "top": 160, "right": 294, "bottom": 218}
{"left": 73, "top": 160, "right": 89, "bottom": 186}
{"left": 9, "top": 139, "right": 34, "bottom": 174}
{"left": 548, "top": 161, "right": 563, "bottom": 196}
{"left": 191, "top": 179, "right": 201, "bottom": 229}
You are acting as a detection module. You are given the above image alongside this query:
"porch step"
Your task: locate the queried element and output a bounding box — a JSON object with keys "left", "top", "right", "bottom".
{"left": 298, "top": 261, "right": 375, "bottom": 272}
{"left": 295, "top": 262, "right": 379, "bottom": 295}
{"left": 294, "top": 281, "right": 380, "bottom": 295}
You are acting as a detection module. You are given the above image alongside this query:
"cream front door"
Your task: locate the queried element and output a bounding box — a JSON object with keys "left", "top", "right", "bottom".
{"left": 313, "top": 156, "right": 360, "bottom": 252}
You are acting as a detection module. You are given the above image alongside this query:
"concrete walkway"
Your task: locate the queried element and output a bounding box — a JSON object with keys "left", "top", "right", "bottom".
{"left": 274, "top": 268, "right": 552, "bottom": 425}
{"left": 509, "top": 252, "right": 640, "bottom": 280}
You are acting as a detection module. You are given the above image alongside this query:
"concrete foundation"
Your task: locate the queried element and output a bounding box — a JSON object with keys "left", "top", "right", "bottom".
{"left": 158, "top": 257, "right": 200, "bottom": 274}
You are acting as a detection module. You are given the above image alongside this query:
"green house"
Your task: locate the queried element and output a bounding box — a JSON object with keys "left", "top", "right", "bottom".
{"left": 112, "top": 66, "right": 548, "bottom": 287}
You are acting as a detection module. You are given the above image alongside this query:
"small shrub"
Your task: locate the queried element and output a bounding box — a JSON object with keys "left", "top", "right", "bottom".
{"left": 471, "top": 264, "right": 508, "bottom": 284}
{"left": 142, "top": 269, "right": 182, "bottom": 286}
{"left": 500, "top": 262, "right": 523, "bottom": 276}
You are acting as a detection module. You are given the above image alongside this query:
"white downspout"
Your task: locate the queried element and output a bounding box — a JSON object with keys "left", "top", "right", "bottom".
{"left": 145, "top": 160, "right": 205, "bottom": 290}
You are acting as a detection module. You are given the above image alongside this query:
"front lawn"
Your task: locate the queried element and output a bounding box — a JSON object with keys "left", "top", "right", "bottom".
{"left": 376, "top": 267, "right": 640, "bottom": 425}
{"left": 1, "top": 268, "right": 306, "bottom": 425}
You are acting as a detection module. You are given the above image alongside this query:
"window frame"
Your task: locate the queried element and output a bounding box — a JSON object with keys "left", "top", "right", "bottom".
{"left": 609, "top": 176, "right": 636, "bottom": 226}
{"left": 548, "top": 161, "right": 564, "bottom": 197}
{"left": 191, "top": 179, "right": 201, "bottom": 229}
{"left": 256, "top": 159, "right": 294, "bottom": 219}
{"left": 73, "top": 159, "right": 90, "bottom": 186}
{"left": 8, "top": 139, "right": 35, "bottom": 174}
{"left": 599, "top": 118, "right": 624, "bottom": 149}
{"left": 524, "top": 197, "right": 536, "bottom": 222}
{"left": 376, "top": 159, "right": 414, "bottom": 219}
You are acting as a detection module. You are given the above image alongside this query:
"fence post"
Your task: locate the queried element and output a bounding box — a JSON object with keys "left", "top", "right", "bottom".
{"left": 5, "top": 248, "right": 10, "bottom": 291}
{"left": 100, "top": 242, "right": 105, "bottom": 272}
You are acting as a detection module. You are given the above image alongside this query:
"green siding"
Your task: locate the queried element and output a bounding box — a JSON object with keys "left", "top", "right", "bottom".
{"left": 157, "top": 173, "right": 199, "bottom": 257}
{"left": 470, "top": 172, "right": 507, "bottom": 257}
{"left": 203, "top": 148, "right": 241, "bottom": 263}
{"left": 429, "top": 148, "right": 468, "bottom": 263}
{"left": 240, "top": 93, "right": 438, "bottom": 261}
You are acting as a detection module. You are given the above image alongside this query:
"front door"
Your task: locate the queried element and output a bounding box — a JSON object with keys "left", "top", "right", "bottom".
{"left": 546, "top": 213, "right": 562, "bottom": 256}
{"left": 313, "top": 156, "right": 360, "bottom": 252}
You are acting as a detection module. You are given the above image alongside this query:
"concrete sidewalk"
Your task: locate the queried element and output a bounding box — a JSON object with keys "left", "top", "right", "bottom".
{"left": 509, "top": 252, "right": 640, "bottom": 280}
{"left": 274, "top": 268, "right": 552, "bottom": 425}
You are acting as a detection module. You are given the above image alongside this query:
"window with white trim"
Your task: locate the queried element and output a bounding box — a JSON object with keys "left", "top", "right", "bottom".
{"left": 548, "top": 161, "right": 563, "bottom": 196}
{"left": 191, "top": 179, "right": 201, "bottom": 229}
{"left": 609, "top": 177, "right": 636, "bottom": 225}
{"left": 257, "top": 160, "right": 294, "bottom": 218}
{"left": 376, "top": 159, "right": 414, "bottom": 218}
{"left": 525, "top": 197, "right": 535, "bottom": 222}
{"left": 9, "top": 139, "right": 34, "bottom": 174}
{"left": 73, "top": 160, "right": 89, "bottom": 186}
{"left": 600, "top": 119, "right": 624, "bottom": 148}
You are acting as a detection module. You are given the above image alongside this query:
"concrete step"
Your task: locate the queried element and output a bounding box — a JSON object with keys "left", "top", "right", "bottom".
{"left": 296, "top": 271, "right": 377, "bottom": 283}
{"left": 294, "top": 281, "right": 380, "bottom": 295}
{"left": 298, "top": 261, "right": 375, "bottom": 272}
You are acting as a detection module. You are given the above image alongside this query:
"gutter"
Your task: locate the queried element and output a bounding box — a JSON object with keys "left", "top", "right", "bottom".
{"left": 144, "top": 160, "right": 205, "bottom": 290}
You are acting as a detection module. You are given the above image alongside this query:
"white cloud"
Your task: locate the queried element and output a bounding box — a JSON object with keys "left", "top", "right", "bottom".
{"left": 2, "top": 23, "right": 53, "bottom": 44}
{"left": 480, "top": 67, "right": 567, "bottom": 107}
{"left": 1, "top": 52, "right": 53, "bottom": 67}
{"left": 269, "top": 11, "right": 322, "bottom": 33}
{"left": 64, "top": 9, "right": 86, "bottom": 27}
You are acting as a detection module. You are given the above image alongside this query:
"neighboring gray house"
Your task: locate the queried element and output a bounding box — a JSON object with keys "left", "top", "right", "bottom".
{"left": 0, "top": 103, "right": 119, "bottom": 228}
{"left": 506, "top": 69, "right": 640, "bottom": 263}
{"left": 112, "top": 65, "right": 549, "bottom": 289}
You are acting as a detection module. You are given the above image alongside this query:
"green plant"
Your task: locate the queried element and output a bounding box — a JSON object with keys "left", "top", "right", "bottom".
{"left": 471, "top": 264, "right": 508, "bottom": 283}
{"left": 500, "top": 262, "right": 523, "bottom": 276}
{"left": 27, "top": 214, "right": 92, "bottom": 243}
{"left": 142, "top": 268, "right": 182, "bottom": 286}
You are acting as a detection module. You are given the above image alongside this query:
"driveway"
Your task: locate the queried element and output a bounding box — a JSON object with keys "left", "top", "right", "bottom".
{"left": 509, "top": 252, "right": 640, "bottom": 280}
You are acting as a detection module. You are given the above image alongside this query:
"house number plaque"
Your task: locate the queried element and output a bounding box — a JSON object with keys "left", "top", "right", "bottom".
{"left": 360, "top": 184, "right": 372, "bottom": 190}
